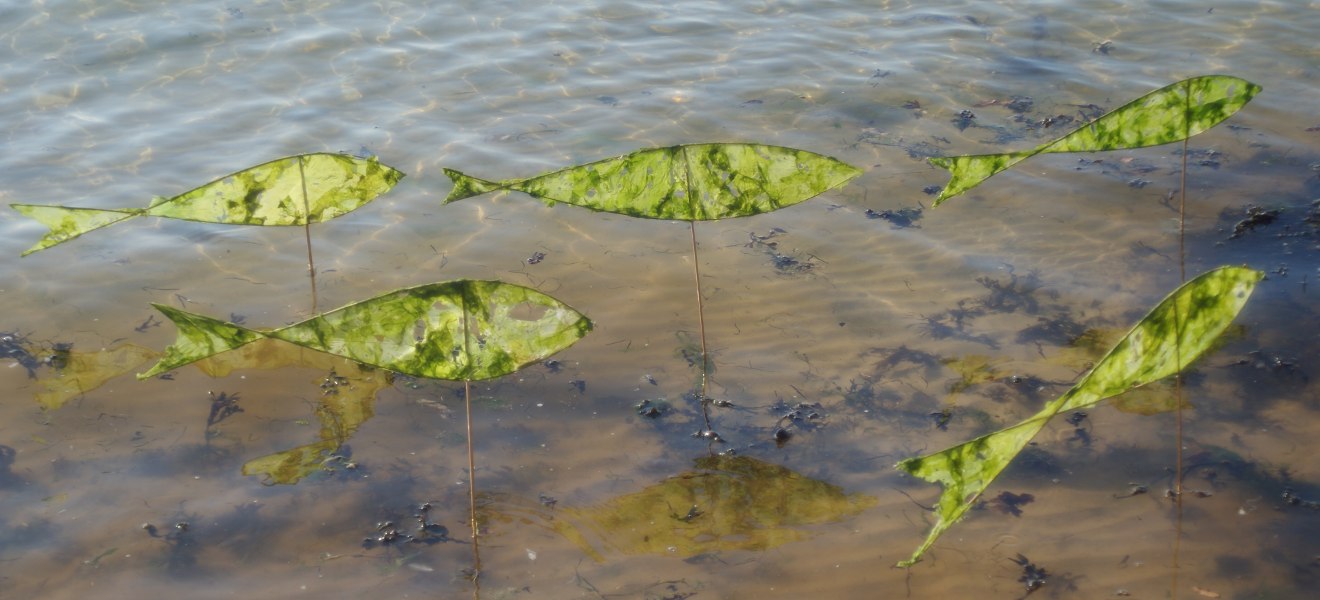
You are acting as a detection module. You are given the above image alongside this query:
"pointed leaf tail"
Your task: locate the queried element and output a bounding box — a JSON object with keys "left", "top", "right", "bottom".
{"left": 442, "top": 168, "right": 510, "bottom": 204}
{"left": 928, "top": 150, "right": 1034, "bottom": 207}
{"left": 10, "top": 204, "right": 141, "bottom": 256}
{"left": 137, "top": 304, "right": 266, "bottom": 379}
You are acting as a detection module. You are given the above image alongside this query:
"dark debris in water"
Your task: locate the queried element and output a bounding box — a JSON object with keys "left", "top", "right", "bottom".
{"left": 1282, "top": 488, "right": 1320, "bottom": 510}
{"left": 1113, "top": 484, "right": 1149, "bottom": 499}
{"left": 134, "top": 314, "right": 161, "bottom": 332}
{"left": 141, "top": 506, "right": 203, "bottom": 574}
{"left": 865, "top": 206, "right": 923, "bottom": 228}
{"left": 205, "top": 391, "right": 243, "bottom": 428}
{"left": 1005, "top": 96, "right": 1034, "bottom": 114}
{"left": 1, "top": 332, "right": 41, "bottom": 377}
{"left": 769, "top": 253, "right": 815, "bottom": 273}
{"left": 1176, "top": 147, "right": 1224, "bottom": 169}
{"left": 767, "top": 398, "right": 826, "bottom": 447}
{"left": 911, "top": 307, "right": 999, "bottom": 349}
{"left": 1025, "top": 113, "right": 1075, "bottom": 131}
{"left": 952, "top": 109, "right": 977, "bottom": 131}
{"left": 692, "top": 429, "right": 725, "bottom": 444}
{"left": 1226, "top": 350, "right": 1307, "bottom": 384}
{"left": 637, "top": 398, "right": 668, "bottom": 419}
{"left": 1, "top": 331, "right": 70, "bottom": 378}
{"left": 929, "top": 408, "right": 952, "bottom": 431}
{"left": 361, "top": 502, "right": 452, "bottom": 550}
{"left": 1225, "top": 204, "right": 1282, "bottom": 239}
{"left": 1011, "top": 553, "right": 1049, "bottom": 595}
{"left": 976, "top": 96, "right": 1036, "bottom": 115}
{"left": 853, "top": 128, "right": 949, "bottom": 160}
{"left": 745, "top": 227, "right": 818, "bottom": 274}
{"left": 1016, "top": 314, "right": 1087, "bottom": 347}
{"left": 977, "top": 266, "right": 1056, "bottom": 315}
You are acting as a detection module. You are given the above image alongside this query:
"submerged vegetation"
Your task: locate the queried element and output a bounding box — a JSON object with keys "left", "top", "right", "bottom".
{"left": 4, "top": 74, "right": 1274, "bottom": 589}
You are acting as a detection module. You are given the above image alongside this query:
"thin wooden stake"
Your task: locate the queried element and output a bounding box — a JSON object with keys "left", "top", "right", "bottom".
{"left": 1170, "top": 90, "right": 1192, "bottom": 600}
{"left": 460, "top": 302, "right": 482, "bottom": 591}
{"left": 465, "top": 378, "right": 482, "bottom": 593}
{"left": 297, "top": 156, "right": 318, "bottom": 314}
{"left": 689, "top": 220, "right": 713, "bottom": 430}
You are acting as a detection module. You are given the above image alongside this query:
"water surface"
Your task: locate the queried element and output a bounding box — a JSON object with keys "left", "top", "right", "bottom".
{"left": 3, "top": 1, "right": 1319, "bottom": 598}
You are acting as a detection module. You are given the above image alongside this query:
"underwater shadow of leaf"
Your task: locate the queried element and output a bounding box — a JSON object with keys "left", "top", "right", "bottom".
{"left": 540, "top": 454, "right": 876, "bottom": 561}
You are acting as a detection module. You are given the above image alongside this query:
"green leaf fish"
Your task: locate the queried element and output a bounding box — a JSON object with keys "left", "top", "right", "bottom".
{"left": 929, "top": 75, "right": 1261, "bottom": 205}
{"left": 139, "top": 279, "right": 592, "bottom": 381}
{"left": 443, "top": 143, "right": 862, "bottom": 220}
{"left": 11, "top": 153, "right": 405, "bottom": 256}
{"left": 894, "top": 266, "right": 1262, "bottom": 566}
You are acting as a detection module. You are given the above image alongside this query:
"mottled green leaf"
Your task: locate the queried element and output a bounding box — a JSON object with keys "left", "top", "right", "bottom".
{"left": 140, "top": 280, "right": 592, "bottom": 381}
{"left": 444, "top": 143, "right": 861, "bottom": 220}
{"left": 930, "top": 75, "right": 1260, "bottom": 205}
{"left": 11, "top": 153, "right": 404, "bottom": 255}
{"left": 894, "top": 266, "right": 1261, "bottom": 567}
{"left": 540, "top": 455, "right": 875, "bottom": 561}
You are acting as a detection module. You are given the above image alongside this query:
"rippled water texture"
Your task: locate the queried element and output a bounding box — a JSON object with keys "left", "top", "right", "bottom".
{"left": 3, "top": 1, "right": 1319, "bottom": 598}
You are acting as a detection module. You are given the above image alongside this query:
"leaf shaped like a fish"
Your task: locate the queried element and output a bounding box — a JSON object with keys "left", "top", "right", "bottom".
{"left": 139, "top": 280, "right": 592, "bottom": 381}
{"left": 541, "top": 455, "right": 875, "bottom": 560}
{"left": 894, "top": 266, "right": 1261, "bottom": 566}
{"left": 929, "top": 75, "right": 1261, "bottom": 205}
{"left": 11, "top": 153, "right": 404, "bottom": 255}
{"left": 444, "top": 143, "right": 861, "bottom": 220}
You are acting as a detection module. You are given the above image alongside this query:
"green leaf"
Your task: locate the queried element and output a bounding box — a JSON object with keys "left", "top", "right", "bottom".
{"left": 930, "top": 75, "right": 1261, "bottom": 205}
{"left": 11, "top": 153, "right": 404, "bottom": 255}
{"left": 444, "top": 143, "right": 861, "bottom": 220}
{"left": 140, "top": 280, "right": 592, "bottom": 381}
{"left": 893, "top": 266, "right": 1262, "bottom": 567}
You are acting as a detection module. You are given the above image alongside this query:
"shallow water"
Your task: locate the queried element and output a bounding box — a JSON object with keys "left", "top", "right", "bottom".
{"left": 2, "top": 0, "right": 1319, "bottom": 598}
